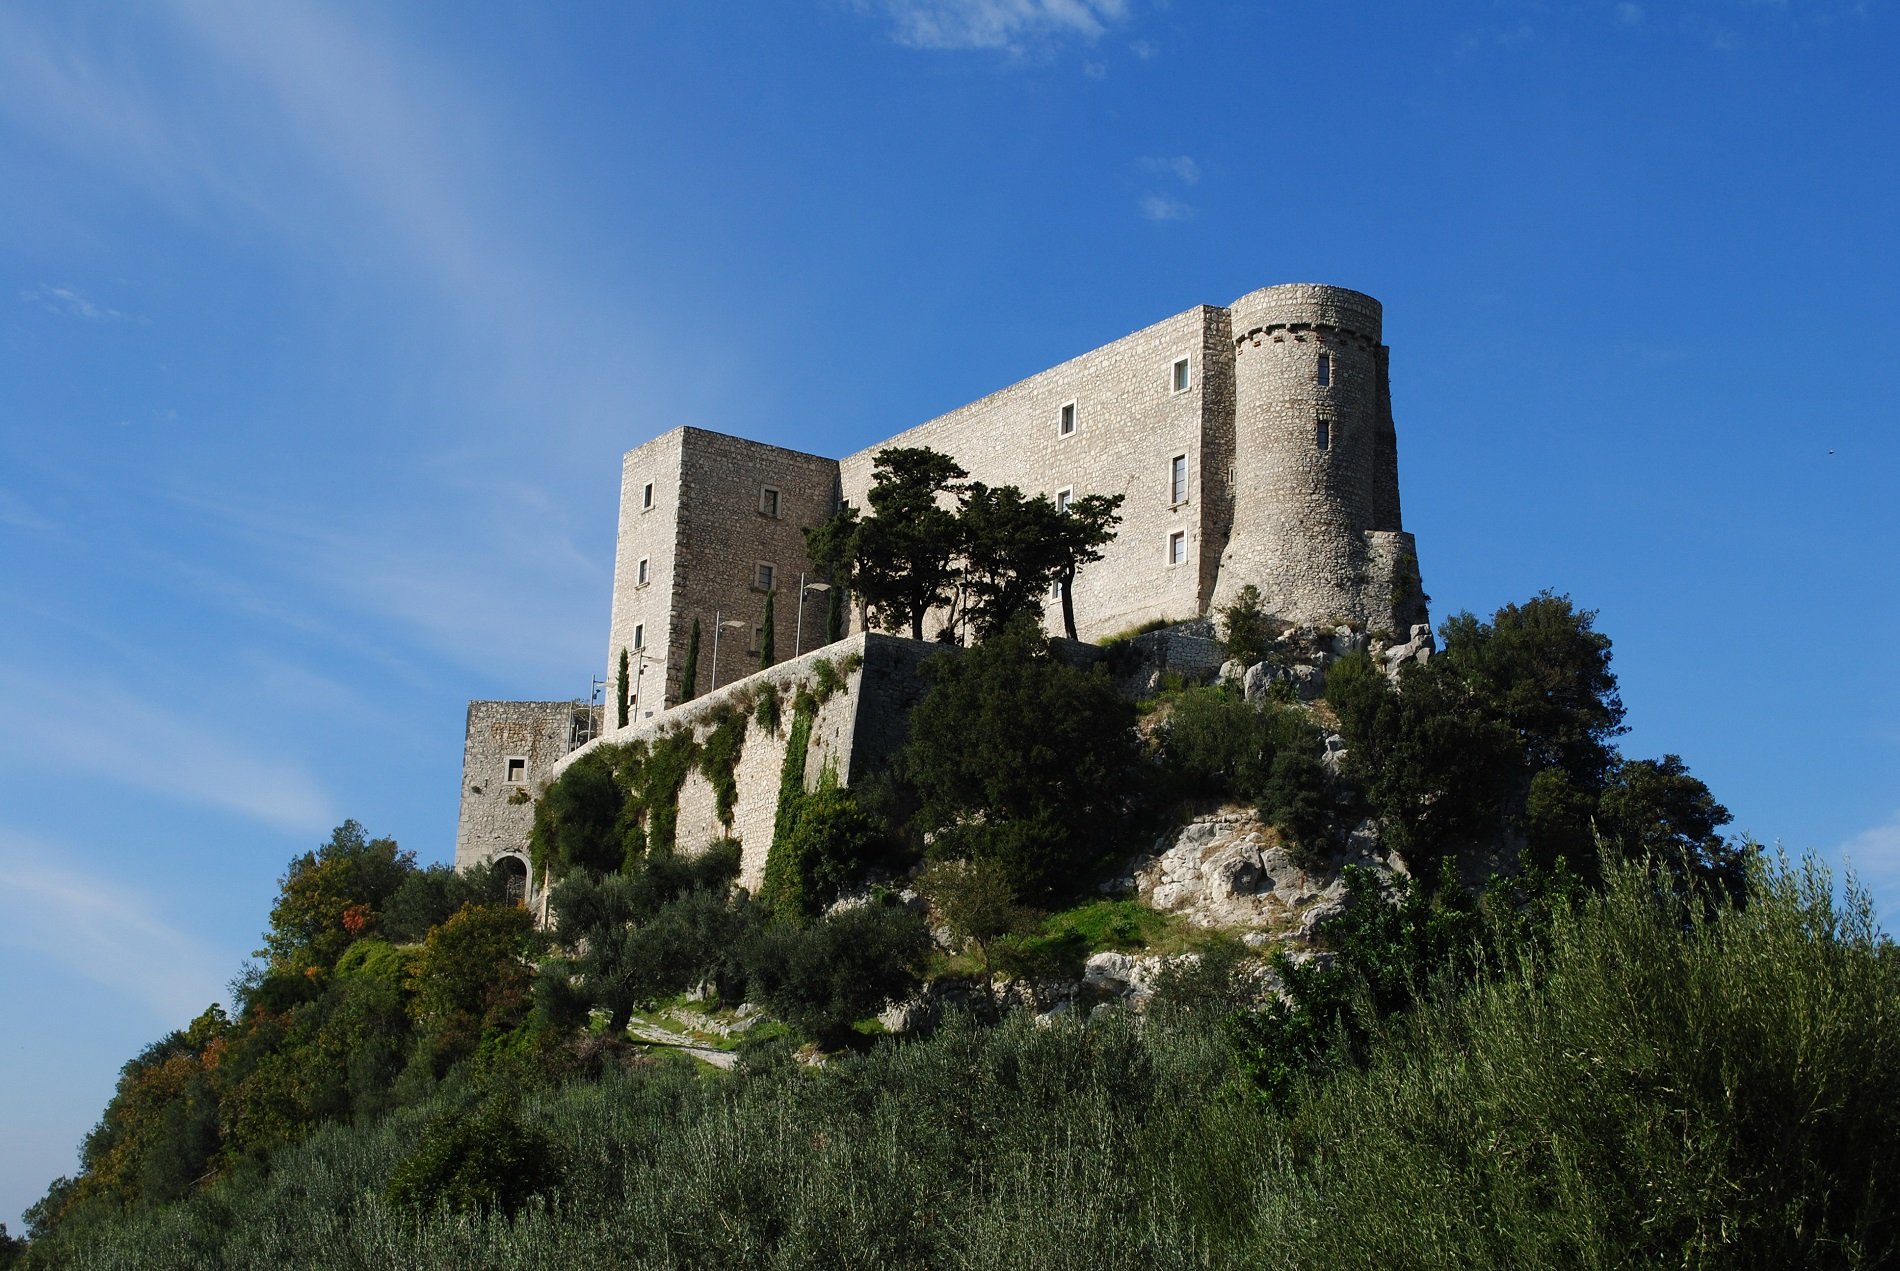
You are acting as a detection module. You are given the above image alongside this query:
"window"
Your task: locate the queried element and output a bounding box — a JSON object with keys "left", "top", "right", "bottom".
{"left": 642, "top": 481, "right": 654, "bottom": 510}
{"left": 504, "top": 756, "right": 527, "bottom": 784}
{"left": 1167, "top": 530, "right": 1186, "bottom": 566}
{"left": 1170, "top": 454, "right": 1188, "bottom": 505}
{"left": 633, "top": 623, "right": 645, "bottom": 650}
{"left": 1055, "top": 486, "right": 1073, "bottom": 513}
{"left": 1058, "top": 401, "right": 1077, "bottom": 436}
{"left": 756, "top": 562, "right": 776, "bottom": 591}
{"left": 1316, "top": 419, "right": 1332, "bottom": 451}
{"left": 752, "top": 625, "right": 765, "bottom": 654}
{"left": 1317, "top": 353, "right": 1332, "bottom": 388}
{"left": 759, "top": 486, "right": 781, "bottom": 518}
{"left": 1171, "top": 356, "right": 1191, "bottom": 393}
{"left": 637, "top": 557, "right": 650, "bottom": 587}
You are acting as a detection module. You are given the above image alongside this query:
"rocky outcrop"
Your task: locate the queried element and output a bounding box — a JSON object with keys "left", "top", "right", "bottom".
{"left": 1126, "top": 808, "right": 1397, "bottom": 940}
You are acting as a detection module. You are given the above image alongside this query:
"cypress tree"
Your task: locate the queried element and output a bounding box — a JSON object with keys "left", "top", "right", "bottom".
{"left": 679, "top": 619, "right": 701, "bottom": 703}
{"left": 761, "top": 592, "right": 777, "bottom": 668}
{"left": 827, "top": 582, "right": 844, "bottom": 644}
{"left": 616, "top": 648, "right": 631, "bottom": 728}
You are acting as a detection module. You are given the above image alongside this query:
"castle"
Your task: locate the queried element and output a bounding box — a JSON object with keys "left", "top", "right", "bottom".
{"left": 455, "top": 283, "right": 1428, "bottom": 899}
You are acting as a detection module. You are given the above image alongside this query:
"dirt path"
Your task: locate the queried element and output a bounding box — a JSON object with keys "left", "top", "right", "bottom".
{"left": 627, "top": 1019, "right": 737, "bottom": 1069}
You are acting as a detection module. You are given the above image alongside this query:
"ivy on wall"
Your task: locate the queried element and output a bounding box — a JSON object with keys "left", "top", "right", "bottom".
{"left": 697, "top": 706, "right": 748, "bottom": 828}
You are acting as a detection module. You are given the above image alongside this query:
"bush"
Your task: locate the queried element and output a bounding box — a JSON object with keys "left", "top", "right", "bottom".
{"left": 745, "top": 899, "right": 931, "bottom": 1048}
{"left": 384, "top": 1101, "right": 561, "bottom": 1217}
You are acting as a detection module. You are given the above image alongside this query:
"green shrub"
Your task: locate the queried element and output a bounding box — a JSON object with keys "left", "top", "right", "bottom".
{"left": 384, "top": 1101, "right": 561, "bottom": 1217}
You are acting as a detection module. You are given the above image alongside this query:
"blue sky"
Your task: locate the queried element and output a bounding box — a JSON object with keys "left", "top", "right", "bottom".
{"left": 2, "top": 0, "right": 1896, "bottom": 1229}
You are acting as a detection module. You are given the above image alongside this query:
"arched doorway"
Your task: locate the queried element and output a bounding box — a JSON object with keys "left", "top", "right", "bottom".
{"left": 498, "top": 854, "right": 529, "bottom": 906}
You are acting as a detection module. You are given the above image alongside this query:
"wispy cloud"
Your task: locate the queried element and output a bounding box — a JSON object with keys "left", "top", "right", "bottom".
{"left": 0, "top": 671, "right": 333, "bottom": 834}
{"left": 1139, "top": 154, "right": 1199, "bottom": 185}
{"left": 1835, "top": 809, "right": 1900, "bottom": 929}
{"left": 0, "top": 831, "right": 230, "bottom": 1024}
{"left": 19, "top": 284, "right": 134, "bottom": 322}
{"left": 862, "top": 0, "right": 1135, "bottom": 52}
{"left": 1138, "top": 192, "right": 1193, "bottom": 222}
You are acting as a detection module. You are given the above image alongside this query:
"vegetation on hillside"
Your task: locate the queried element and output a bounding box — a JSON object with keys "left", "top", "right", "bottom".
{"left": 15, "top": 590, "right": 1887, "bottom": 1270}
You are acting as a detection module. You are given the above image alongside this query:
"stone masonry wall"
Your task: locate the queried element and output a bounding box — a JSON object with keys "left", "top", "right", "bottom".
{"left": 550, "top": 634, "right": 930, "bottom": 891}
{"left": 836, "top": 305, "right": 1218, "bottom": 642}
{"left": 455, "top": 700, "right": 588, "bottom": 872}
{"left": 604, "top": 428, "right": 840, "bottom": 744}
{"left": 1215, "top": 284, "right": 1410, "bottom": 629}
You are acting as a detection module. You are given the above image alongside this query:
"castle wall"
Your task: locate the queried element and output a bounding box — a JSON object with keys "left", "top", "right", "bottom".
{"left": 551, "top": 634, "right": 930, "bottom": 890}
{"left": 455, "top": 700, "right": 588, "bottom": 873}
{"left": 837, "top": 305, "right": 1220, "bottom": 642}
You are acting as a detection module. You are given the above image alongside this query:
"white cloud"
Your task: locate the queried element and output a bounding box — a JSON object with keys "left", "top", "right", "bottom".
{"left": 1139, "top": 154, "right": 1199, "bottom": 185}
{"left": 1616, "top": 3, "right": 1645, "bottom": 26}
{"left": 19, "top": 284, "right": 132, "bottom": 322}
{"left": 1835, "top": 809, "right": 1900, "bottom": 929}
{"left": 1138, "top": 192, "right": 1193, "bottom": 222}
{"left": 0, "top": 671, "right": 334, "bottom": 835}
{"left": 0, "top": 831, "right": 230, "bottom": 1025}
{"left": 866, "top": 0, "right": 1135, "bottom": 52}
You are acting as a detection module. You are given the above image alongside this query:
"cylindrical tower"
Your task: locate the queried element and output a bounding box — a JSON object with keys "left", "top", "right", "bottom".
{"left": 1215, "top": 284, "right": 1423, "bottom": 634}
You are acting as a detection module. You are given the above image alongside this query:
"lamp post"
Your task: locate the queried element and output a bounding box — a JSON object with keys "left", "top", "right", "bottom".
{"left": 628, "top": 648, "right": 650, "bottom": 722}
{"left": 709, "top": 613, "right": 747, "bottom": 691}
{"left": 794, "top": 575, "right": 832, "bottom": 658}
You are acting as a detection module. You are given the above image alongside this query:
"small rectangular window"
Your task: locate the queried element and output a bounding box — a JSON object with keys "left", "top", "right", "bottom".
{"left": 633, "top": 623, "right": 645, "bottom": 650}
{"left": 1058, "top": 401, "right": 1077, "bottom": 436}
{"left": 1055, "top": 486, "right": 1073, "bottom": 513}
{"left": 1170, "top": 454, "right": 1188, "bottom": 505}
{"left": 637, "top": 557, "right": 650, "bottom": 587}
{"left": 752, "top": 626, "right": 764, "bottom": 654}
{"left": 1167, "top": 530, "right": 1186, "bottom": 566}
{"left": 504, "top": 756, "right": 527, "bottom": 784}
{"left": 1317, "top": 353, "right": 1332, "bottom": 388}
{"left": 756, "top": 563, "right": 776, "bottom": 591}
{"left": 760, "top": 486, "right": 780, "bottom": 518}
{"left": 642, "top": 482, "right": 654, "bottom": 510}
{"left": 1316, "top": 419, "right": 1332, "bottom": 451}
{"left": 1171, "top": 356, "right": 1191, "bottom": 393}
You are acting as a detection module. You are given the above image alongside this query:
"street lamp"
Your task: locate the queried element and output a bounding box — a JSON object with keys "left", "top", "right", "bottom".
{"left": 709, "top": 613, "right": 747, "bottom": 691}
{"left": 628, "top": 647, "right": 651, "bottom": 722}
{"left": 794, "top": 575, "right": 832, "bottom": 658}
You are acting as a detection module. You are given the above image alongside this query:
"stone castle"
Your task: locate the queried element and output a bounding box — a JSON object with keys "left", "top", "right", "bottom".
{"left": 455, "top": 283, "right": 1428, "bottom": 899}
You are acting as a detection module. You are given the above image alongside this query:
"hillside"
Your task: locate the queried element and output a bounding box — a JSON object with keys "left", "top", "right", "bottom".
{"left": 10, "top": 594, "right": 1896, "bottom": 1270}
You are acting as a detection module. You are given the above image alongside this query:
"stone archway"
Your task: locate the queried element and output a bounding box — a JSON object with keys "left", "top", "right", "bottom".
{"left": 497, "top": 853, "right": 530, "bottom": 906}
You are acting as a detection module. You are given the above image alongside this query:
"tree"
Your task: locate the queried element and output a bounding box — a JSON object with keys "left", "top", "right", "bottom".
{"left": 1217, "top": 584, "right": 1274, "bottom": 666}
{"left": 1597, "top": 754, "right": 1743, "bottom": 902}
{"left": 257, "top": 822, "right": 415, "bottom": 974}
{"left": 952, "top": 486, "right": 1121, "bottom": 642}
{"left": 918, "top": 857, "right": 1032, "bottom": 1012}
{"left": 1046, "top": 492, "right": 1124, "bottom": 641}
{"left": 406, "top": 903, "right": 536, "bottom": 1063}
{"left": 902, "top": 617, "right": 1138, "bottom": 901}
{"left": 678, "top": 618, "right": 702, "bottom": 703}
{"left": 760, "top": 590, "right": 777, "bottom": 668}
{"left": 617, "top": 647, "right": 631, "bottom": 728}
{"left": 1437, "top": 592, "right": 1626, "bottom": 787}
{"left": 808, "top": 448, "right": 967, "bottom": 640}
{"left": 743, "top": 899, "right": 931, "bottom": 1048}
